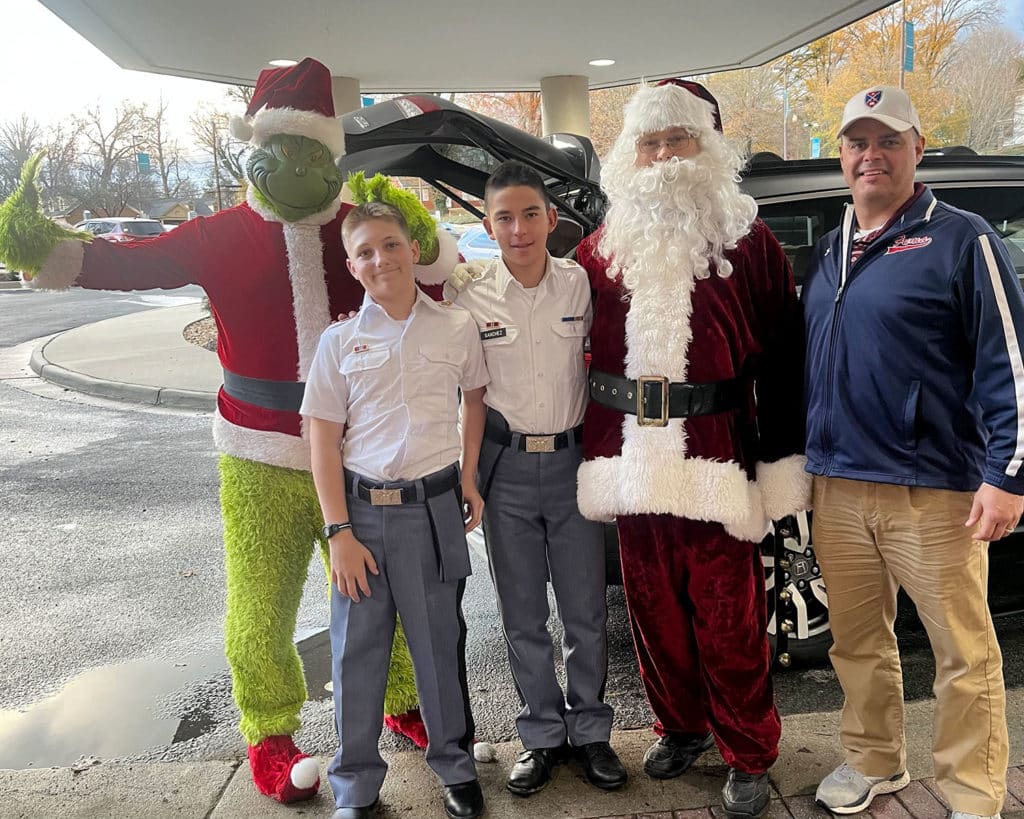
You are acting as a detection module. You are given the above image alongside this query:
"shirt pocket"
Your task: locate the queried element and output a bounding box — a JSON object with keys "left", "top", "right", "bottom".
{"left": 551, "top": 320, "right": 587, "bottom": 378}
{"left": 416, "top": 343, "right": 464, "bottom": 417}
{"left": 341, "top": 348, "right": 390, "bottom": 374}
{"left": 477, "top": 325, "right": 518, "bottom": 385}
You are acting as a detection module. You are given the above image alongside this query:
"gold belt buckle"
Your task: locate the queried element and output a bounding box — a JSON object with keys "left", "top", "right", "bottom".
{"left": 525, "top": 435, "right": 556, "bottom": 453}
{"left": 636, "top": 375, "right": 669, "bottom": 427}
{"left": 369, "top": 487, "right": 403, "bottom": 506}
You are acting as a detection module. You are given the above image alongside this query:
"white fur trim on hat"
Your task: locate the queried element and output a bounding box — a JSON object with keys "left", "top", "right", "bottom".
{"left": 621, "top": 82, "right": 717, "bottom": 144}
{"left": 247, "top": 106, "right": 345, "bottom": 159}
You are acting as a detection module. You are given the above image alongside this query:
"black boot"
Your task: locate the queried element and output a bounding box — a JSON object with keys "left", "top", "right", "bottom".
{"left": 722, "top": 768, "right": 771, "bottom": 819}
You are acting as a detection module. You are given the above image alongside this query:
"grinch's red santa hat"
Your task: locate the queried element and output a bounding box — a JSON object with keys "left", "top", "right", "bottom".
{"left": 230, "top": 58, "right": 345, "bottom": 158}
{"left": 618, "top": 78, "right": 723, "bottom": 146}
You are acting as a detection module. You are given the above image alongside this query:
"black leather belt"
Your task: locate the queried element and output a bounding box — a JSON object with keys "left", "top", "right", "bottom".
{"left": 589, "top": 368, "right": 743, "bottom": 426}
{"left": 223, "top": 368, "right": 306, "bottom": 413}
{"left": 485, "top": 421, "right": 584, "bottom": 453}
{"left": 345, "top": 464, "right": 460, "bottom": 506}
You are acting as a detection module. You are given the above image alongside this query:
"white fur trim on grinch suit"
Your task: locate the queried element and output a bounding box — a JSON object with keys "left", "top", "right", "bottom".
{"left": 26, "top": 239, "right": 85, "bottom": 290}
{"left": 415, "top": 228, "right": 459, "bottom": 286}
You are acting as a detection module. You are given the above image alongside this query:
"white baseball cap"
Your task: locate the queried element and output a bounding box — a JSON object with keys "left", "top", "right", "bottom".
{"left": 838, "top": 86, "right": 921, "bottom": 137}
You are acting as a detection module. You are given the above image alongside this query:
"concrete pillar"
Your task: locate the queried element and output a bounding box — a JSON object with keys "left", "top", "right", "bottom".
{"left": 331, "top": 75, "right": 361, "bottom": 117}
{"left": 540, "top": 75, "right": 590, "bottom": 137}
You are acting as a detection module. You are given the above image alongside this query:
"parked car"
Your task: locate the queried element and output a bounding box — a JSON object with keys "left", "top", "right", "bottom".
{"left": 456, "top": 224, "right": 501, "bottom": 260}
{"left": 339, "top": 96, "right": 1024, "bottom": 665}
{"left": 74, "top": 217, "right": 165, "bottom": 243}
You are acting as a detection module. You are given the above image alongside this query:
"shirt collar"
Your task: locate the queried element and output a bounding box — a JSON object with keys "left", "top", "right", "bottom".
{"left": 494, "top": 253, "right": 556, "bottom": 296}
{"left": 356, "top": 286, "right": 431, "bottom": 329}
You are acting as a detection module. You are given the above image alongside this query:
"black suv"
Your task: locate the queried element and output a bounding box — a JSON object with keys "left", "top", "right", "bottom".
{"left": 340, "top": 97, "right": 1024, "bottom": 664}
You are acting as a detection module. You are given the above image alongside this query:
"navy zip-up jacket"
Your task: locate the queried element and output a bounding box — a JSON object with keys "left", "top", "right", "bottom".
{"left": 802, "top": 186, "right": 1024, "bottom": 494}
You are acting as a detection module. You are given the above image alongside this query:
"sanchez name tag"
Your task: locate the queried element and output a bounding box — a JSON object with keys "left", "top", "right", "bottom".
{"left": 480, "top": 327, "right": 507, "bottom": 341}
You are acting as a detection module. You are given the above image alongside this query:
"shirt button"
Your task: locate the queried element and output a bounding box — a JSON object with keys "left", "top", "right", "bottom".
{"left": 535, "top": 339, "right": 541, "bottom": 344}
{"left": 538, "top": 372, "right": 544, "bottom": 378}
{"left": 538, "top": 402, "right": 545, "bottom": 408}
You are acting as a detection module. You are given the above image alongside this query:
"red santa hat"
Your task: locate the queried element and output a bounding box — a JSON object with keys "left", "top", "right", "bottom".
{"left": 229, "top": 57, "right": 345, "bottom": 158}
{"left": 619, "top": 79, "right": 723, "bottom": 145}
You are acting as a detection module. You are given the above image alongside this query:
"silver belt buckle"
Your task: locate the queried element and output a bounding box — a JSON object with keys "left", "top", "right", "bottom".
{"left": 369, "top": 487, "right": 403, "bottom": 505}
{"left": 525, "top": 435, "right": 556, "bottom": 453}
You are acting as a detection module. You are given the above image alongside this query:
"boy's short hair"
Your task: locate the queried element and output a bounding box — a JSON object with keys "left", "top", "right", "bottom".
{"left": 341, "top": 201, "right": 412, "bottom": 251}
{"left": 484, "top": 160, "right": 551, "bottom": 209}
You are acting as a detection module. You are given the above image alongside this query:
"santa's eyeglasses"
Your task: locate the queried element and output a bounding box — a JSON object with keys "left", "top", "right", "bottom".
{"left": 636, "top": 132, "right": 696, "bottom": 155}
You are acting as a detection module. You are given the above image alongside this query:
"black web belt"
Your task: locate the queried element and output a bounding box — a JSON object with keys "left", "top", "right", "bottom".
{"left": 484, "top": 420, "right": 584, "bottom": 453}
{"left": 589, "top": 368, "right": 743, "bottom": 426}
{"left": 345, "top": 464, "right": 460, "bottom": 506}
{"left": 222, "top": 369, "right": 306, "bottom": 413}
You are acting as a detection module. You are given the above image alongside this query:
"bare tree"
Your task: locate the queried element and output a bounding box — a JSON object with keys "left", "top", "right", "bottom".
{"left": 0, "top": 114, "right": 44, "bottom": 200}
{"left": 949, "top": 26, "right": 1024, "bottom": 151}
{"left": 190, "top": 104, "right": 247, "bottom": 210}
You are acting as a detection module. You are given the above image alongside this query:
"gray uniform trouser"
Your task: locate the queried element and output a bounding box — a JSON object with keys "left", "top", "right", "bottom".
{"left": 479, "top": 415, "right": 612, "bottom": 749}
{"left": 327, "top": 464, "right": 476, "bottom": 808}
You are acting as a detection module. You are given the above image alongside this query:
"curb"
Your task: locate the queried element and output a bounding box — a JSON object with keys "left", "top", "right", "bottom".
{"left": 0, "top": 280, "right": 28, "bottom": 290}
{"left": 30, "top": 337, "right": 216, "bottom": 412}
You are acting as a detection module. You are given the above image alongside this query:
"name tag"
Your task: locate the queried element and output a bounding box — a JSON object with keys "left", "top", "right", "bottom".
{"left": 561, "top": 315, "right": 584, "bottom": 322}
{"left": 480, "top": 327, "right": 507, "bottom": 341}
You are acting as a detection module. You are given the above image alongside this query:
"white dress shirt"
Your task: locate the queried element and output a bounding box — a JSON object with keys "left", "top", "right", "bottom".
{"left": 448, "top": 254, "right": 591, "bottom": 434}
{"left": 300, "top": 288, "right": 489, "bottom": 481}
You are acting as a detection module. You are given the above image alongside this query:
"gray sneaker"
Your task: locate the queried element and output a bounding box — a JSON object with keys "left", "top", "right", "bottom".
{"left": 815, "top": 763, "right": 910, "bottom": 814}
{"left": 949, "top": 813, "right": 1001, "bottom": 819}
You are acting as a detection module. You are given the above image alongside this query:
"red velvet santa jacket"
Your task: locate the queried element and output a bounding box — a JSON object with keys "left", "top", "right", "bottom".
{"left": 576, "top": 219, "right": 810, "bottom": 542}
{"left": 32, "top": 195, "right": 369, "bottom": 471}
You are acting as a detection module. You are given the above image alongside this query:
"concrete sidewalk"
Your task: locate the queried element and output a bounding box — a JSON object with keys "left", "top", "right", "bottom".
{"left": 28, "top": 302, "right": 221, "bottom": 411}
{"left": 13, "top": 305, "right": 1024, "bottom": 819}
{"left": 4, "top": 698, "right": 1024, "bottom": 819}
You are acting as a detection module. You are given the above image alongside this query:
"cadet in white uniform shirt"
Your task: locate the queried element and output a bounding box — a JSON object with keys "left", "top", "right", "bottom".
{"left": 446, "top": 161, "right": 626, "bottom": 797}
{"left": 302, "top": 203, "right": 489, "bottom": 819}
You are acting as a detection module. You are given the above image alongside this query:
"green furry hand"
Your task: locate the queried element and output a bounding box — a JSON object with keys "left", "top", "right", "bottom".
{"left": 347, "top": 172, "right": 440, "bottom": 264}
{"left": 0, "top": 152, "right": 92, "bottom": 276}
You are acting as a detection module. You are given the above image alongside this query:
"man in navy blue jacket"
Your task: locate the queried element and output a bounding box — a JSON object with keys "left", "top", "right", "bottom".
{"left": 803, "top": 86, "right": 1024, "bottom": 819}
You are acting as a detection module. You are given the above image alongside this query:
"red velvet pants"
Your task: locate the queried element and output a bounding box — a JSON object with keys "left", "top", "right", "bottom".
{"left": 616, "top": 514, "right": 780, "bottom": 773}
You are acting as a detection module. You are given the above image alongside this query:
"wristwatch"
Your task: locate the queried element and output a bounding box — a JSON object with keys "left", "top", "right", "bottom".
{"left": 322, "top": 522, "right": 353, "bottom": 539}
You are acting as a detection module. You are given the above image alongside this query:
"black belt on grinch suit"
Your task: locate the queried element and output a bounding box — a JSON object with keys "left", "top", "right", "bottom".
{"left": 222, "top": 369, "right": 306, "bottom": 413}
{"left": 589, "top": 368, "right": 743, "bottom": 427}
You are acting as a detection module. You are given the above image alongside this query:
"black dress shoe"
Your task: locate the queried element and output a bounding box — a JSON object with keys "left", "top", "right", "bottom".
{"left": 576, "top": 741, "right": 627, "bottom": 790}
{"left": 643, "top": 731, "right": 715, "bottom": 779}
{"left": 331, "top": 799, "right": 378, "bottom": 819}
{"left": 722, "top": 768, "right": 771, "bottom": 818}
{"left": 443, "top": 779, "right": 484, "bottom": 819}
{"left": 507, "top": 745, "right": 565, "bottom": 796}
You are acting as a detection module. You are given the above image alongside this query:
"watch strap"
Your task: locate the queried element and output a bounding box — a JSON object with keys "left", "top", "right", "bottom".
{"left": 322, "top": 522, "right": 353, "bottom": 539}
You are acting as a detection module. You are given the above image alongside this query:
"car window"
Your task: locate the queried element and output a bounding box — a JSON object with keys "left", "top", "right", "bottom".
{"left": 758, "top": 184, "right": 1024, "bottom": 286}
{"left": 123, "top": 221, "right": 164, "bottom": 237}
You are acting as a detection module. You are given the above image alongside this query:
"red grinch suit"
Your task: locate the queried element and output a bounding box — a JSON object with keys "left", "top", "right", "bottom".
{"left": 26, "top": 58, "right": 456, "bottom": 803}
{"left": 576, "top": 81, "right": 809, "bottom": 775}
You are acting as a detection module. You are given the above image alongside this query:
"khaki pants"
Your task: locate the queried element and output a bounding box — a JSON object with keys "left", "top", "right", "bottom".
{"left": 812, "top": 477, "right": 1007, "bottom": 815}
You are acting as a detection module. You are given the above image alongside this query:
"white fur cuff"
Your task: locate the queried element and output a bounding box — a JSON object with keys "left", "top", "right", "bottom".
{"left": 415, "top": 229, "right": 458, "bottom": 286}
{"left": 756, "top": 455, "right": 812, "bottom": 520}
{"left": 29, "top": 239, "right": 86, "bottom": 290}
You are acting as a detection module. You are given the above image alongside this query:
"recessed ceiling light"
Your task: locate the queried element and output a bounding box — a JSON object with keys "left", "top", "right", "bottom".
{"left": 589, "top": 58, "right": 616, "bottom": 67}
{"left": 269, "top": 59, "right": 298, "bottom": 67}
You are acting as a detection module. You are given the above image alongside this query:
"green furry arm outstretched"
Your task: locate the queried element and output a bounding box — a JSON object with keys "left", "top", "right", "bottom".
{"left": 0, "top": 152, "right": 92, "bottom": 276}
{"left": 347, "top": 172, "right": 440, "bottom": 264}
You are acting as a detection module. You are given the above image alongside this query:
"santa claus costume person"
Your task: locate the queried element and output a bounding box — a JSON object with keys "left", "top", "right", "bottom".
{"left": 576, "top": 80, "right": 809, "bottom": 819}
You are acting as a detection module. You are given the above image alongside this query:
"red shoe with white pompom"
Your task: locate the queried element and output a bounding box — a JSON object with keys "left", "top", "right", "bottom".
{"left": 384, "top": 708, "right": 428, "bottom": 748}
{"left": 248, "top": 735, "right": 320, "bottom": 803}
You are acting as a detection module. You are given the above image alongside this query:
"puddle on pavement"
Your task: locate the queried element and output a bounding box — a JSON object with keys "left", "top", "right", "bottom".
{"left": 0, "top": 630, "right": 332, "bottom": 769}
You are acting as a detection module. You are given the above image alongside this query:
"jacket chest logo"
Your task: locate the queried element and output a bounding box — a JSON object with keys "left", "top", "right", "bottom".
{"left": 885, "top": 234, "right": 932, "bottom": 255}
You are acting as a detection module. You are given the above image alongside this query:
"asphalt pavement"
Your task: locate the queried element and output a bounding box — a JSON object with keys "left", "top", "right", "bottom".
{"left": 6, "top": 285, "right": 1024, "bottom": 818}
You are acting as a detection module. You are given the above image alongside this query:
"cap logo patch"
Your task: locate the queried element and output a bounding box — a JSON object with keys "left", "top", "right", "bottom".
{"left": 865, "top": 90, "right": 883, "bottom": 108}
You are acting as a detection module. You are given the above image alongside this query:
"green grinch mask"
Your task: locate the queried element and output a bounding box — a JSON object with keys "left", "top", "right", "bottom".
{"left": 247, "top": 134, "right": 342, "bottom": 222}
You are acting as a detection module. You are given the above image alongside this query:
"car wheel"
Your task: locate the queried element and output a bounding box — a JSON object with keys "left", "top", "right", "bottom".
{"left": 761, "top": 511, "right": 832, "bottom": 665}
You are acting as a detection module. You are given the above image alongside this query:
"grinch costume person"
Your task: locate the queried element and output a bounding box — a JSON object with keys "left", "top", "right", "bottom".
{"left": 0, "top": 58, "right": 458, "bottom": 804}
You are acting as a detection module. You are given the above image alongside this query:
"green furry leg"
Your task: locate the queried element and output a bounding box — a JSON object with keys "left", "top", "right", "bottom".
{"left": 317, "top": 527, "right": 418, "bottom": 716}
{"left": 220, "top": 454, "right": 321, "bottom": 746}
